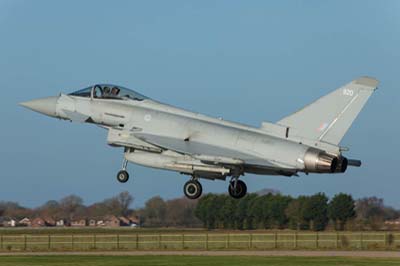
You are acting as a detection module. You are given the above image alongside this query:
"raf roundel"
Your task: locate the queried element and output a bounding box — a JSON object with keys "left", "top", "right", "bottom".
{"left": 144, "top": 114, "right": 152, "bottom": 122}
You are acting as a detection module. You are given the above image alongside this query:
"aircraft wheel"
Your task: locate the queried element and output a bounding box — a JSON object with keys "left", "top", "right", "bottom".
{"left": 184, "top": 180, "right": 202, "bottom": 200}
{"left": 117, "top": 170, "right": 129, "bottom": 183}
{"left": 228, "top": 180, "right": 247, "bottom": 199}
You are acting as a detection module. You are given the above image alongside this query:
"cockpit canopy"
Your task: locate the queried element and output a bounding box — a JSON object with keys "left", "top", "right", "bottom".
{"left": 69, "top": 84, "right": 149, "bottom": 101}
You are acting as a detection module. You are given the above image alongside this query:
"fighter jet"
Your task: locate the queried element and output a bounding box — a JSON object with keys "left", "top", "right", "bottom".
{"left": 20, "top": 77, "right": 378, "bottom": 199}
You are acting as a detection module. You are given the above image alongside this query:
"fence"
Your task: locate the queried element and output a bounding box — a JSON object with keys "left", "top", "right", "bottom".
{"left": 0, "top": 232, "right": 400, "bottom": 251}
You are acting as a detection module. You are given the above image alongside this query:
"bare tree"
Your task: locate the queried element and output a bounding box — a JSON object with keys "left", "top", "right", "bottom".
{"left": 117, "top": 191, "right": 134, "bottom": 216}
{"left": 37, "top": 200, "right": 61, "bottom": 219}
{"left": 59, "top": 195, "right": 84, "bottom": 220}
{"left": 165, "top": 197, "right": 201, "bottom": 227}
{"left": 143, "top": 196, "right": 166, "bottom": 227}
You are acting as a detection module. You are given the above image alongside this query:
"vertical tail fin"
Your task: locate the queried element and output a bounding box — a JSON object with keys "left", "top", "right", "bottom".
{"left": 277, "top": 77, "right": 379, "bottom": 145}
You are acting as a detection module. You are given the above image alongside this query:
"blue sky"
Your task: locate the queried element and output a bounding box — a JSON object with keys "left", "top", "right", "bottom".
{"left": 0, "top": 0, "right": 399, "bottom": 208}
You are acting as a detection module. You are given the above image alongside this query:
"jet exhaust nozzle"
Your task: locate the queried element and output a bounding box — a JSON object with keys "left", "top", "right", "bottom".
{"left": 304, "top": 148, "right": 338, "bottom": 173}
{"left": 334, "top": 156, "right": 348, "bottom": 173}
{"left": 348, "top": 159, "right": 362, "bottom": 167}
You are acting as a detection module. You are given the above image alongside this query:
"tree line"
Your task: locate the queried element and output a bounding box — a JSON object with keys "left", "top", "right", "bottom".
{"left": 194, "top": 193, "right": 349, "bottom": 231}
{"left": 0, "top": 190, "right": 399, "bottom": 230}
{"left": 194, "top": 192, "right": 400, "bottom": 231}
{"left": 0, "top": 192, "right": 202, "bottom": 227}
{"left": 136, "top": 191, "right": 400, "bottom": 231}
{"left": 0, "top": 191, "right": 134, "bottom": 221}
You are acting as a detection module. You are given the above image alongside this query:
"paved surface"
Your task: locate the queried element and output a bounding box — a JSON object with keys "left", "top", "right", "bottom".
{"left": 0, "top": 251, "right": 399, "bottom": 258}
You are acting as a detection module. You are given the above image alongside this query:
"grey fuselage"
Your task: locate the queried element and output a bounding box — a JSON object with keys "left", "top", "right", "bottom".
{"left": 55, "top": 94, "right": 337, "bottom": 178}
{"left": 21, "top": 78, "right": 379, "bottom": 184}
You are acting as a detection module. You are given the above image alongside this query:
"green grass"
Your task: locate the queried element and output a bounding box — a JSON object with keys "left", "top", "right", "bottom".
{"left": 0, "top": 256, "right": 400, "bottom": 266}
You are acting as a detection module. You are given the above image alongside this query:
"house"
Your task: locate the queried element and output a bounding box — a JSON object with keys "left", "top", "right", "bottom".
{"left": 71, "top": 219, "right": 87, "bottom": 227}
{"left": 104, "top": 216, "right": 120, "bottom": 227}
{"left": 31, "top": 217, "right": 46, "bottom": 227}
{"left": 118, "top": 217, "right": 131, "bottom": 226}
{"left": 44, "top": 218, "right": 56, "bottom": 227}
{"left": 128, "top": 216, "right": 140, "bottom": 227}
{"left": 88, "top": 219, "right": 97, "bottom": 227}
{"left": 116, "top": 216, "right": 140, "bottom": 227}
{"left": 19, "top": 218, "right": 31, "bottom": 227}
{"left": 56, "top": 219, "right": 66, "bottom": 227}
{"left": 96, "top": 220, "right": 105, "bottom": 227}
{"left": 385, "top": 218, "right": 400, "bottom": 225}
{"left": 2, "top": 218, "right": 17, "bottom": 227}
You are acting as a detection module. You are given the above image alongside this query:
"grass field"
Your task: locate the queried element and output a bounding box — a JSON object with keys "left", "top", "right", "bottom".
{"left": 0, "top": 255, "right": 400, "bottom": 266}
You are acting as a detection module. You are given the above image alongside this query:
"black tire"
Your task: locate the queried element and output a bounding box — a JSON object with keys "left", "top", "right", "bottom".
{"left": 183, "top": 180, "right": 203, "bottom": 200}
{"left": 117, "top": 170, "right": 129, "bottom": 183}
{"left": 228, "top": 180, "right": 247, "bottom": 199}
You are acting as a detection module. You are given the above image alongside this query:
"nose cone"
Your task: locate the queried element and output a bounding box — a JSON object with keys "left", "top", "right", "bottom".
{"left": 20, "top": 96, "right": 59, "bottom": 117}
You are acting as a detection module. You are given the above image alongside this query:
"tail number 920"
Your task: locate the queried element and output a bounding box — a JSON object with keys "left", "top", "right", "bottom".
{"left": 343, "top": 89, "right": 354, "bottom": 97}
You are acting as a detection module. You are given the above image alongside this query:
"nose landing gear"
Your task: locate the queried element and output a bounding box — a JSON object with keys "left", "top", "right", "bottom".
{"left": 116, "top": 158, "right": 130, "bottom": 183}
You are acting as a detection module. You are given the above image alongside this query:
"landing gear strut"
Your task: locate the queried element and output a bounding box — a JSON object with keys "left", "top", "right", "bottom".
{"left": 116, "top": 159, "right": 130, "bottom": 183}
{"left": 228, "top": 178, "right": 247, "bottom": 199}
{"left": 183, "top": 179, "right": 203, "bottom": 200}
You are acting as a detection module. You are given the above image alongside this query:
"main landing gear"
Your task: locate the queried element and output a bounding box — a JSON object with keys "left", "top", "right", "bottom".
{"left": 183, "top": 176, "right": 248, "bottom": 200}
{"left": 115, "top": 154, "right": 247, "bottom": 200}
{"left": 116, "top": 158, "right": 130, "bottom": 183}
{"left": 183, "top": 179, "right": 203, "bottom": 200}
{"left": 228, "top": 178, "right": 247, "bottom": 199}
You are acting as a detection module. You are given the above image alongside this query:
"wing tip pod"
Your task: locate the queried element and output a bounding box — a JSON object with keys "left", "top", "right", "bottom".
{"left": 352, "top": 76, "right": 379, "bottom": 89}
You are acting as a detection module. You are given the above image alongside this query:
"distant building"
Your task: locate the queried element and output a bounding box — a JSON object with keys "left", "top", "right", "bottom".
{"left": 31, "top": 217, "right": 56, "bottom": 227}
{"left": 19, "top": 218, "right": 31, "bottom": 227}
{"left": 31, "top": 217, "right": 46, "bottom": 227}
{"left": 96, "top": 220, "right": 106, "bottom": 227}
{"left": 104, "top": 216, "right": 120, "bottom": 227}
{"left": 128, "top": 216, "right": 140, "bottom": 227}
{"left": 44, "top": 218, "right": 56, "bottom": 227}
{"left": 119, "top": 217, "right": 131, "bottom": 226}
{"left": 385, "top": 218, "right": 400, "bottom": 225}
{"left": 88, "top": 219, "right": 97, "bottom": 227}
{"left": 2, "top": 218, "right": 17, "bottom": 227}
{"left": 71, "top": 219, "right": 87, "bottom": 227}
{"left": 56, "top": 219, "right": 67, "bottom": 227}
